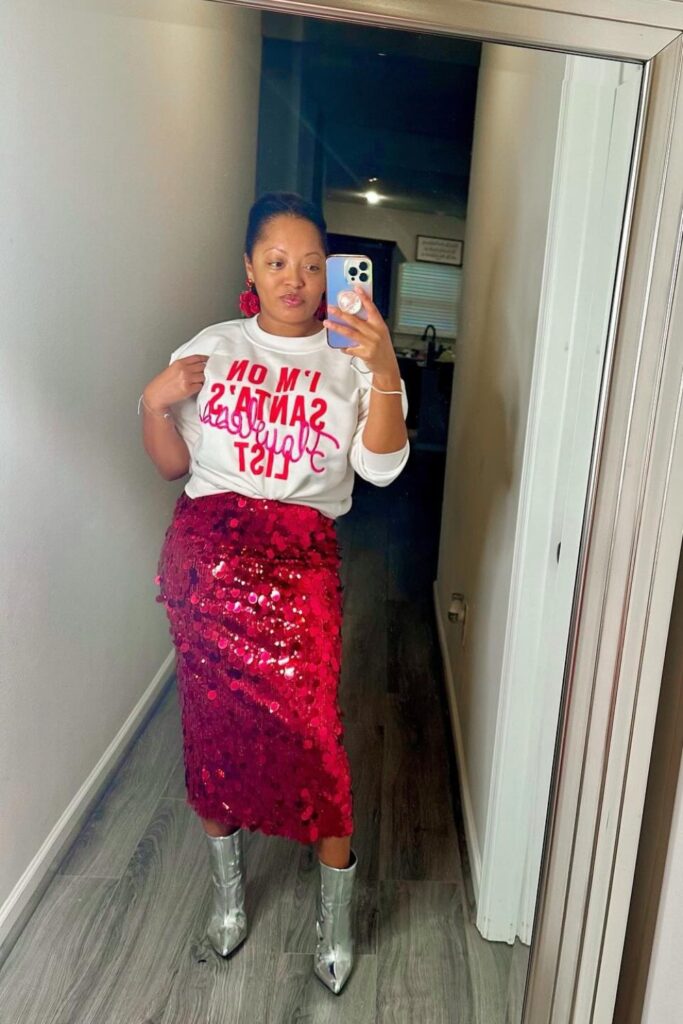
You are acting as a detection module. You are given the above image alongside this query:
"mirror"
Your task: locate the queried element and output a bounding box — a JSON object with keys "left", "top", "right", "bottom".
{"left": 0, "top": 3, "right": 643, "bottom": 1021}
{"left": 253, "top": 11, "right": 642, "bottom": 1019}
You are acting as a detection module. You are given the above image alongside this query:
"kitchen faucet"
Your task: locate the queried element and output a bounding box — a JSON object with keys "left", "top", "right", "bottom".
{"left": 421, "top": 324, "right": 445, "bottom": 365}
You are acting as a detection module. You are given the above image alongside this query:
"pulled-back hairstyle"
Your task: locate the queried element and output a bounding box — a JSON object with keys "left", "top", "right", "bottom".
{"left": 244, "top": 191, "right": 329, "bottom": 259}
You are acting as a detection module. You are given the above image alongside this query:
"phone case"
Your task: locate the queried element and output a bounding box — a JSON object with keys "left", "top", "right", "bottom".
{"left": 325, "top": 254, "right": 373, "bottom": 349}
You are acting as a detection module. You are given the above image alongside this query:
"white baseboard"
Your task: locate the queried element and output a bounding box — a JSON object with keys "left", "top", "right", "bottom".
{"left": 0, "top": 650, "right": 177, "bottom": 966}
{"left": 432, "top": 579, "right": 482, "bottom": 903}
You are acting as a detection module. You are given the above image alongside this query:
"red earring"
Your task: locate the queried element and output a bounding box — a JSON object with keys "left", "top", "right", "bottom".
{"left": 238, "top": 276, "right": 260, "bottom": 316}
{"left": 238, "top": 277, "right": 327, "bottom": 321}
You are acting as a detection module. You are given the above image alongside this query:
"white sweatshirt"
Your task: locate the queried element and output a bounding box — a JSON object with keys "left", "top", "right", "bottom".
{"left": 166, "top": 315, "right": 410, "bottom": 519}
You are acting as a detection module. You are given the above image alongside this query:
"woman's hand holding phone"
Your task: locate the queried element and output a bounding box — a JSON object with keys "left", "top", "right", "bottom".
{"left": 143, "top": 354, "right": 209, "bottom": 413}
{"left": 324, "top": 285, "right": 399, "bottom": 377}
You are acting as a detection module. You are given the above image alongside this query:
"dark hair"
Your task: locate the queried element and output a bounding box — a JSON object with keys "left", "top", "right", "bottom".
{"left": 244, "top": 191, "right": 329, "bottom": 260}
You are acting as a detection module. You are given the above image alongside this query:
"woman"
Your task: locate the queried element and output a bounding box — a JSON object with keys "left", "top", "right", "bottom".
{"left": 139, "top": 192, "right": 409, "bottom": 994}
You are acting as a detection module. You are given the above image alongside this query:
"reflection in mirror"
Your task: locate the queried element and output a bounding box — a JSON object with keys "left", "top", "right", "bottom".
{"left": 0, "top": 4, "right": 641, "bottom": 1022}
{"left": 256, "top": 12, "right": 642, "bottom": 1019}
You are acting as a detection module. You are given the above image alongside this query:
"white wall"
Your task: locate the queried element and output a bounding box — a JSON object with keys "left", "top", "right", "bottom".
{"left": 435, "top": 43, "right": 565, "bottom": 894}
{"left": 0, "top": 0, "right": 261, "bottom": 946}
{"left": 324, "top": 200, "right": 464, "bottom": 267}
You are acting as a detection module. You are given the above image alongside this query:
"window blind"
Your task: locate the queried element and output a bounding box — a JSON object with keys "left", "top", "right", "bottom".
{"left": 394, "top": 261, "right": 461, "bottom": 338}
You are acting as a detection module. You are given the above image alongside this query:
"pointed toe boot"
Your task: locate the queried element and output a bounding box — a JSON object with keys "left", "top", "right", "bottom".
{"left": 204, "top": 828, "right": 248, "bottom": 957}
{"left": 313, "top": 847, "right": 358, "bottom": 994}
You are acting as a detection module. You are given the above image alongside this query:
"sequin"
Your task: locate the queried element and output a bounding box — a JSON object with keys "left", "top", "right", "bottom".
{"left": 155, "top": 489, "right": 353, "bottom": 845}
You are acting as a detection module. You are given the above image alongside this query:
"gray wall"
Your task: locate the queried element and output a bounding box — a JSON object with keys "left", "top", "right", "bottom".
{"left": 435, "top": 42, "right": 564, "bottom": 860}
{"left": 0, "top": 0, "right": 261, "bottom": 939}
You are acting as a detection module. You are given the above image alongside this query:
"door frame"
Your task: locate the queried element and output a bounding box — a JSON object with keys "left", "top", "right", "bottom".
{"left": 213, "top": 3, "right": 683, "bottom": 1022}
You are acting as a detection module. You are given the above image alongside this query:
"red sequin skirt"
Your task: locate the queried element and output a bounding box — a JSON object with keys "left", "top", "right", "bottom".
{"left": 155, "top": 489, "right": 354, "bottom": 844}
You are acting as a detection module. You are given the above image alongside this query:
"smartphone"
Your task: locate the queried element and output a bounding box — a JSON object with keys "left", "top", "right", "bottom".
{"left": 325, "top": 254, "right": 373, "bottom": 349}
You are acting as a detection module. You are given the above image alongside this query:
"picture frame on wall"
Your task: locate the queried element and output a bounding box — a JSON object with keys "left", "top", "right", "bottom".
{"left": 416, "top": 234, "right": 464, "bottom": 266}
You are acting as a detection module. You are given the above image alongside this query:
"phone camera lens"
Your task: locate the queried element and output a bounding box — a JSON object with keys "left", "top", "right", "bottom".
{"left": 359, "top": 273, "right": 368, "bottom": 282}
{"left": 349, "top": 266, "right": 358, "bottom": 276}
{"left": 359, "top": 261, "right": 368, "bottom": 271}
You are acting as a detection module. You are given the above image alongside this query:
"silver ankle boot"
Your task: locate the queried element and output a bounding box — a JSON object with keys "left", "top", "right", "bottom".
{"left": 313, "top": 847, "right": 358, "bottom": 994}
{"left": 204, "top": 828, "right": 248, "bottom": 957}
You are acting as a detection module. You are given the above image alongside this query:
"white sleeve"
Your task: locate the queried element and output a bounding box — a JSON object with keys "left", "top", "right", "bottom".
{"left": 167, "top": 338, "right": 202, "bottom": 451}
{"left": 348, "top": 374, "right": 410, "bottom": 486}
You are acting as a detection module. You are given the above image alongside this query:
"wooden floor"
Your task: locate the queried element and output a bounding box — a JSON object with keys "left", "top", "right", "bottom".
{"left": 0, "top": 449, "right": 530, "bottom": 1023}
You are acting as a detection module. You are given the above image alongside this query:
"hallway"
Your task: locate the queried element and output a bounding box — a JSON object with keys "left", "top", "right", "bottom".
{"left": 0, "top": 451, "right": 526, "bottom": 1023}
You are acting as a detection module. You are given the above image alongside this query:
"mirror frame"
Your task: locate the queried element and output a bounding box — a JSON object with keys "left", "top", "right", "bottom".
{"left": 211, "top": 2, "right": 683, "bottom": 1021}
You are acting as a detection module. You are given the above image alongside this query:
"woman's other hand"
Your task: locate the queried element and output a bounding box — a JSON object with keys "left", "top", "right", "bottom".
{"left": 143, "top": 354, "right": 210, "bottom": 413}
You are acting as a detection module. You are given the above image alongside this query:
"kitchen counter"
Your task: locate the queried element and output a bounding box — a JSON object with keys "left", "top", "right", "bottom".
{"left": 396, "top": 352, "right": 454, "bottom": 449}
{"left": 394, "top": 345, "right": 455, "bottom": 365}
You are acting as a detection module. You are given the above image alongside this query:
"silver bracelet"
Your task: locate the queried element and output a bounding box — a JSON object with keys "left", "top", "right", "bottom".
{"left": 138, "top": 393, "right": 172, "bottom": 419}
{"left": 350, "top": 356, "right": 403, "bottom": 395}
